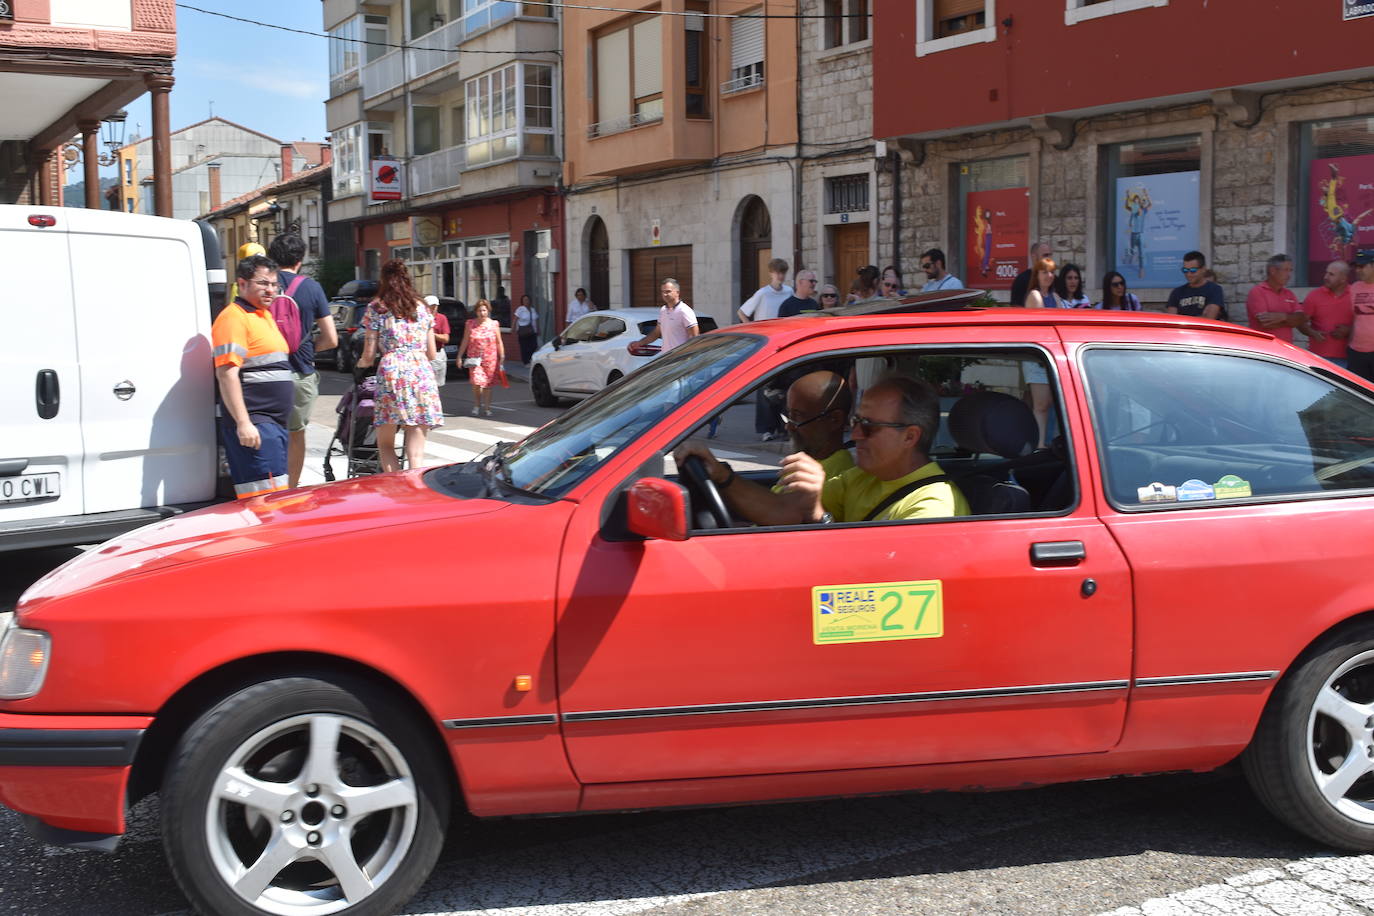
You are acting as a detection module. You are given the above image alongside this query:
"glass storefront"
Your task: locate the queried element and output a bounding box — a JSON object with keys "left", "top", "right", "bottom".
{"left": 1297, "top": 115, "right": 1374, "bottom": 285}
{"left": 956, "top": 156, "right": 1029, "bottom": 290}
{"left": 1102, "top": 135, "right": 1201, "bottom": 288}
{"left": 394, "top": 237, "right": 513, "bottom": 326}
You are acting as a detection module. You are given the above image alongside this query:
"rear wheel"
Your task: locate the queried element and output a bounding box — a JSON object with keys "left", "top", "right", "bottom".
{"left": 1245, "top": 623, "right": 1374, "bottom": 850}
{"left": 531, "top": 366, "right": 558, "bottom": 407}
{"left": 161, "top": 675, "right": 449, "bottom": 916}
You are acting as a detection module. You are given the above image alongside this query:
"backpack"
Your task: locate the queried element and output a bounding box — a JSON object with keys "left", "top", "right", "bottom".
{"left": 270, "top": 273, "right": 307, "bottom": 352}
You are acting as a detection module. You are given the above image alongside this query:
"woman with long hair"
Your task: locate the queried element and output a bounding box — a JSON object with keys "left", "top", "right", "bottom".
{"left": 457, "top": 299, "right": 505, "bottom": 417}
{"left": 357, "top": 259, "right": 444, "bottom": 473}
{"left": 1098, "top": 271, "right": 1143, "bottom": 310}
{"left": 1054, "top": 262, "right": 1093, "bottom": 308}
{"left": 1024, "top": 257, "right": 1061, "bottom": 309}
{"left": 855, "top": 265, "right": 882, "bottom": 301}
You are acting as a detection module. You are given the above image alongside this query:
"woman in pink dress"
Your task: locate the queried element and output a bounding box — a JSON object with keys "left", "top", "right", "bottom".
{"left": 457, "top": 299, "right": 505, "bottom": 417}
{"left": 356, "top": 259, "right": 444, "bottom": 472}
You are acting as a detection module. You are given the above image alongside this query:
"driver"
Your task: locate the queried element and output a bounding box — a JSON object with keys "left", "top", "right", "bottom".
{"left": 675, "top": 375, "right": 968, "bottom": 525}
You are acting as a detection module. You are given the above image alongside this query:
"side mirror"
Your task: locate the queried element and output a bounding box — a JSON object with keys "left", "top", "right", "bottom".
{"left": 552, "top": 337, "right": 561, "bottom": 350}
{"left": 626, "top": 478, "right": 689, "bottom": 541}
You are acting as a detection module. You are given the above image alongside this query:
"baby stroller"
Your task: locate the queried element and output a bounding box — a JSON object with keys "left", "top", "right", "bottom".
{"left": 322, "top": 336, "right": 385, "bottom": 480}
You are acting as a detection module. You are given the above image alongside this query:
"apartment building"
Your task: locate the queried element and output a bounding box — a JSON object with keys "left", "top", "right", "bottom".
{"left": 561, "top": 0, "right": 799, "bottom": 327}
{"left": 872, "top": 0, "right": 1374, "bottom": 308}
{"left": 323, "top": 0, "right": 563, "bottom": 337}
{"left": 0, "top": 0, "right": 176, "bottom": 209}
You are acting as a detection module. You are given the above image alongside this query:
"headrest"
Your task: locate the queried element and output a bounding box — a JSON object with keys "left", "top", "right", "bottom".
{"left": 947, "top": 390, "right": 1038, "bottom": 458}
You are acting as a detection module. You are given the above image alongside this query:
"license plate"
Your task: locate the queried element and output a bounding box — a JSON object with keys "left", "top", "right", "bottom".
{"left": 0, "top": 472, "right": 61, "bottom": 504}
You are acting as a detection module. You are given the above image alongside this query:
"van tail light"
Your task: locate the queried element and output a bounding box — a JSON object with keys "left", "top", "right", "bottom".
{"left": 27, "top": 215, "right": 57, "bottom": 228}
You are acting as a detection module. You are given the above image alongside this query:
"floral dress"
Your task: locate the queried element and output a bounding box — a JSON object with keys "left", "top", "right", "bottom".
{"left": 465, "top": 318, "right": 502, "bottom": 389}
{"left": 367, "top": 303, "right": 444, "bottom": 429}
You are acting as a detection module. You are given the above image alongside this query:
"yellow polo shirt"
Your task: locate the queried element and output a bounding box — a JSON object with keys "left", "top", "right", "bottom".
{"left": 772, "top": 448, "right": 855, "bottom": 494}
{"left": 822, "top": 460, "right": 969, "bottom": 523}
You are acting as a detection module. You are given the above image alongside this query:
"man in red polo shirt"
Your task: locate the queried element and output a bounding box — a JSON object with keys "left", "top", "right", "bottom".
{"left": 1302, "top": 259, "right": 1353, "bottom": 367}
{"left": 1347, "top": 250, "right": 1374, "bottom": 382}
{"left": 1246, "top": 253, "right": 1307, "bottom": 342}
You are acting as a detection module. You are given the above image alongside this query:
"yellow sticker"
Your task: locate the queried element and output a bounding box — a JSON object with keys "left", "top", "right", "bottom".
{"left": 812, "top": 580, "right": 944, "bottom": 645}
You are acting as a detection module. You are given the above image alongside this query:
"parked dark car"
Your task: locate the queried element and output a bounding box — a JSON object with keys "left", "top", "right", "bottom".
{"left": 335, "top": 278, "right": 378, "bottom": 302}
{"left": 320, "top": 300, "right": 371, "bottom": 372}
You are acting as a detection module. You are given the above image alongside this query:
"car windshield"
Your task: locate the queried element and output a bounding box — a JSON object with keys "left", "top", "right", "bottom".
{"left": 501, "top": 333, "right": 761, "bottom": 497}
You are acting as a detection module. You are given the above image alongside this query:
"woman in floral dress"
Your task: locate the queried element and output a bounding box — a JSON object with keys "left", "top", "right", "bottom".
{"left": 357, "top": 259, "right": 444, "bottom": 472}
{"left": 457, "top": 299, "right": 505, "bottom": 417}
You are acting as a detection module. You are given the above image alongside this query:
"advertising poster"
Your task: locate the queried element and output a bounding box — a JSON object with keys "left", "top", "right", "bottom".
{"left": 370, "top": 157, "right": 403, "bottom": 202}
{"left": 964, "top": 187, "right": 1028, "bottom": 290}
{"left": 1308, "top": 155, "right": 1374, "bottom": 281}
{"left": 1113, "top": 170, "right": 1199, "bottom": 288}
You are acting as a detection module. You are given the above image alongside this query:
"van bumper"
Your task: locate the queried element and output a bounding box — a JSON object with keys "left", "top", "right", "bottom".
{"left": 0, "top": 713, "right": 151, "bottom": 847}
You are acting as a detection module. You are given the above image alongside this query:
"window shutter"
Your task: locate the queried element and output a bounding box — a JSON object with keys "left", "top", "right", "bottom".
{"left": 934, "top": 0, "right": 984, "bottom": 16}
{"left": 596, "top": 29, "right": 630, "bottom": 123}
{"left": 730, "top": 13, "right": 764, "bottom": 73}
{"left": 632, "top": 19, "right": 662, "bottom": 99}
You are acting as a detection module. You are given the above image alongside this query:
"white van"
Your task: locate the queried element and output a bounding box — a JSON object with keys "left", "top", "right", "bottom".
{"left": 0, "top": 206, "right": 227, "bottom": 551}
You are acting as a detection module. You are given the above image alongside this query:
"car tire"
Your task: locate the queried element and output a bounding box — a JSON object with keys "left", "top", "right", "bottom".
{"left": 606, "top": 370, "right": 624, "bottom": 387}
{"left": 532, "top": 366, "right": 558, "bottom": 407}
{"left": 161, "top": 674, "right": 450, "bottom": 916}
{"left": 1244, "top": 622, "right": 1374, "bottom": 850}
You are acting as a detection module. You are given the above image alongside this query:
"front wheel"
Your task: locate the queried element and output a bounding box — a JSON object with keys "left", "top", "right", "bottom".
{"left": 1245, "top": 624, "right": 1374, "bottom": 850}
{"left": 161, "top": 675, "right": 450, "bottom": 916}
{"left": 606, "top": 370, "right": 624, "bottom": 387}
{"left": 531, "top": 366, "right": 558, "bottom": 407}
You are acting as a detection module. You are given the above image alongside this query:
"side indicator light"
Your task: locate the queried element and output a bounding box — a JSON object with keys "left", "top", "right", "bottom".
{"left": 513, "top": 675, "right": 533, "bottom": 692}
{"left": 28, "top": 215, "right": 57, "bottom": 228}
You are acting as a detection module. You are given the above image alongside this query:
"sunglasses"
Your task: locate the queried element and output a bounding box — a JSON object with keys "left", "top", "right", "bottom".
{"left": 920, "top": 262, "right": 933, "bottom": 270}
{"left": 1110, "top": 280, "right": 1125, "bottom": 287}
{"left": 850, "top": 414, "right": 911, "bottom": 436}
{"left": 1181, "top": 267, "right": 1200, "bottom": 274}
{"left": 821, "top": 292, "right": 839, "bottom": 298}
{"left": 780, "top": 379, "right": 848, "bottom": 429}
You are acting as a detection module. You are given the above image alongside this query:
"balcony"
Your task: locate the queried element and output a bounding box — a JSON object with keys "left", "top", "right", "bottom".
{"left": 587, "top": 110, "right": 664, "bottom": 140}
{"left": 721, "top": 72, "right": 765, "bottom": 95}
{"left": 362, "top": 49, "right": 407, "bottom": 99}
{"left": 409, "top": 145, "right": 466, "bottom": 197}
{"left": 361, "top": 2, "right": 526, "bottom": 99}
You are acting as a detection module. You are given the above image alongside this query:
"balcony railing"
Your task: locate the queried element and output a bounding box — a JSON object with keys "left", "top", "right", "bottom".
{"left": 409, "top": 146, "right": 466, "bottom": 196}
{"left": 362, "top": 49, "right": 406, "bottom": 99}
{"left": 587, "top": 110, "right": 664, "bottom": 139}
{"left": 721, "top": 72, "right": 765, "bottom": 95}
{"left": 361, "top": 2, "right": 526, "bottom": 99}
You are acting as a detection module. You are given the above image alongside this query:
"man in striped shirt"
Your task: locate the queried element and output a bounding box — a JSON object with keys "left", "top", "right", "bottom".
{"left": 212, "top": 255, "right": 295, "bottom": 499}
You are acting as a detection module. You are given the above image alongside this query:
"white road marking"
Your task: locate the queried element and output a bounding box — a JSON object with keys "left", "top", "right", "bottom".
{"left": 1100, "top": 855, "right": 1374, "bottom": 915}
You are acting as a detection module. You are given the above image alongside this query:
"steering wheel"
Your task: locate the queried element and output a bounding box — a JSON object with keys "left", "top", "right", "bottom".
{"left": 680, "top": 455, "right": 732, "bottom": 529}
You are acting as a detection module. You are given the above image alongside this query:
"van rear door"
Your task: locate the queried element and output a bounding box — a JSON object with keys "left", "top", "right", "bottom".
{"left": 0, "top": 209, "right": 85, "bottom": 521}
{"left": 66, "top": 212, "right": 216, "bottom": 512}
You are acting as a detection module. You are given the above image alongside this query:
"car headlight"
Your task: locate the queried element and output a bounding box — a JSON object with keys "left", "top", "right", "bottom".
{"left": 0, "top": 612, "right": 51, "bottom": 700}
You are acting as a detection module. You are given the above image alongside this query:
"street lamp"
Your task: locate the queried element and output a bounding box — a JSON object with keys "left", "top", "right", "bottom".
{"left": 98, "top": 110, "right": 128, "bottom": 165}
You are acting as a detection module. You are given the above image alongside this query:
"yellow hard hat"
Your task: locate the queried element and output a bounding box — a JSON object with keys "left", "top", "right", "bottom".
{"left": 237, "top": 242, "right": 266, "bottom": 260}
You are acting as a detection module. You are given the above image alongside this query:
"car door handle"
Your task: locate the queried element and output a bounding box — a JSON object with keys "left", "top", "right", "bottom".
{"left": 35, "top": 369, "right": 59, "bottom": 420}
{"left": 1030, "top": 541, "right": 1086, "bottom": 566}
{"left": 113, "top": 380, "right": 137, "bottom": 401}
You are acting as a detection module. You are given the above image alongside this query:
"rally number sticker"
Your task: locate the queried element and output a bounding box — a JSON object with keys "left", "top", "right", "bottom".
{"left": 812, "top": 580, "right": 943, "bottom": 645}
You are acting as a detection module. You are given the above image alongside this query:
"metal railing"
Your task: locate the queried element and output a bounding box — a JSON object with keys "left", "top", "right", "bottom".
{"left": 720, "top": 72, "right": 765, "bottom": 95}
{"left": 361, "top": 3, "right": 524, "bottom": 99}
{"left": 586, "top": 110, "right": 664, "bottom": 139}
{"left": 409, "top": 146, "right": 466, "bottom": 196}
{"left": 362, "top": 48, "right": 405, "bottom": 99}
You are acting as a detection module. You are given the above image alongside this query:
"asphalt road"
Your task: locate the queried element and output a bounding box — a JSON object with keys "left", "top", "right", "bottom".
{"left": 8, "top": 369, "right": 1374, "bottom": 914}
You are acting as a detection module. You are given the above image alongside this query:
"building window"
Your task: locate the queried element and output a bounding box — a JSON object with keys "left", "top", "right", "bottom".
{"left": 724, "top": 11, "right": 764, "bottom": 94}
{"left": 825, "top": 175, "right": 869, "bottom": 214}
{"left": 456, "top": 237, "right": 513, "bottom": 325}
{"left": 1298, "top": 115, "right": 1374, "bottom": 286}
{"left": 1064, "top": 0, "right": 1167, "bottom": 26}
{"left": 413, "top": 106, "right": 441, "bottom": 156}
{"left": 524, "top": 63, "right": 556, "bottom": 156}
{"left": 449, "top": 101, "right": 466, "bottom": 148}
{"left": 823, "top": 0, "right": 868, "bottom": 49}
{"left": 956, "top": 155, "right": 1029, "bottom": 290}
{"left": 1102, "top": 135, "right": 1201, "bottom": 288}
{"left": 591, "top": 18, "right": 663, "bottom": 137}
{"left": 329, "top": 15, "right": 387, "bottom": 93}
{"left": 916, "top": 0, "right": 996, "bottom": 57}
{"left": 123, "top": 159, "right": 133, "bottom": 184}
{"left": 332, "top": 123, "right": 365, "bottom": 198}
{"left": 465, "top": 62, "right": 555, "bottom": 165}
{"left": 684, "top": 10, "right": 709, "bottom": 117}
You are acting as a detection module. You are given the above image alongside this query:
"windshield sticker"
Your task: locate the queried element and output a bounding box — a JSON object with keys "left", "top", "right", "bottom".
{"left": 1213, "top": 475, "right": 1253, "bottom": 499}
{"left": 1138, "top": 482, "right": 1177, "bottom": 503}
{"left": 813, "top": 581, "right": 943, "bottom": 645}
{"left": 1176, "top": 479, "right": 1216, "bottom": 501}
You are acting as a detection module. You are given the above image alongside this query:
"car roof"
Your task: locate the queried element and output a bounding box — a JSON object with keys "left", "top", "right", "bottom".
{"left": 583, "top": 308, "right": 662, "bottom": 320}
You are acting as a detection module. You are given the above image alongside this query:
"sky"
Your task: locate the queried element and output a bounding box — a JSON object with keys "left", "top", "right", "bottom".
{"left": 98, "top": 2, "right": 329, "bottom": 179}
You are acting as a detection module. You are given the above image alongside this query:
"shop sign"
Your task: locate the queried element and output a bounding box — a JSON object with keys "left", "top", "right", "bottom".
{"left": 963, "top": 188, "right": 1028, "bottom": 291}
{"left": 1308, "top": 155, "right": 1374, "bottom": 279}
{"left": 1112, "top": 171, "right": 1200, "bottom": 288}
{"left": 370, "top": 157, "right": 403, "bottom": 203}
{"left": 412, "top": 216, "right": 442, "bottom": 246}
{"left": 1344, "top": 0, "right": 1374, "bottom": 20}
{"left": 0, "top": 2, "right": 13, "bottom": 21}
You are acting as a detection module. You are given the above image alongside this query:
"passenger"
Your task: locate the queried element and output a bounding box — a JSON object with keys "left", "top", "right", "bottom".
{"left": 675, "top": 376, "right": 968, "bottom": 526}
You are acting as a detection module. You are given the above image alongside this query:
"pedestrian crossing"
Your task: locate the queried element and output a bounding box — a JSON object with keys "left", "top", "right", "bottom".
{"left": 299, "top": 418, "right": 538, "bottom": 486}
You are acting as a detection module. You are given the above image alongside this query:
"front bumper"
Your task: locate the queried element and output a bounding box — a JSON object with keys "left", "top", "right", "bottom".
{"left": 0, "top": 712, "right": 151, "bottom": 847}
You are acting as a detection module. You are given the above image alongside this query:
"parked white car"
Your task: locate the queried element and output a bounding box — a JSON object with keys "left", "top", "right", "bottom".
{"left": 529, "top": 308, "right": 719, "bottom": 405}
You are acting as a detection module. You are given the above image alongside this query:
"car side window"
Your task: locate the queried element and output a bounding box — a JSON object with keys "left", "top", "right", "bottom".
{"left": 564, "top": 315, "right": 600, "bottom": 343}
{"left": 1083, "top": 348, "right": 1374, "bottom": 507}
{"left": 592, "top": 317, "right": 627, "bottom": 341}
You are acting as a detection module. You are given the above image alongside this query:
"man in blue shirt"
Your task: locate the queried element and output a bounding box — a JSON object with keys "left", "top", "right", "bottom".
{"left": 920, "top": 248, "right": 963, "bottom": 291}
{"left": 268, "top": 233, "right": 337, "bottom": 487}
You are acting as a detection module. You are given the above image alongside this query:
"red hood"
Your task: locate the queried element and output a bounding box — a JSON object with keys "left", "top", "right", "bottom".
{"left": 19, "top": 471, "right": 509, "bottom": 610}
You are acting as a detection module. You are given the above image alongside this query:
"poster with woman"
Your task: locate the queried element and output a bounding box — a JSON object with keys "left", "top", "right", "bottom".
{"left": 1308, "top": 156, "right": 1374, "bottom": 281}
{"left": 1113, "top": 171, "right": 1199, "bottom": 287}
{"left": 964, "top": 188, "right": 1028, "bottom": 290}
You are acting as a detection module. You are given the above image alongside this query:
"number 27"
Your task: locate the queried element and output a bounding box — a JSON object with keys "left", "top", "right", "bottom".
{"left": 880, "top": 589, "right": 936, "bottom": 632}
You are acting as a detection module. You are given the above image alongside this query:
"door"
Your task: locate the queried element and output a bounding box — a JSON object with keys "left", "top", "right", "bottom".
{"left": 543, "top": 314, "right": 601, "bottom": 393}
{"left": 555, "top": 331, "right": 1134, "bottom": 784}
{"left": 525, "top": 229, "right": 553, "bottom": 340}
{"left": 588, "top": 217, "right": 610, "bottom": 309}
{"left": 0, "top": 212, "right": 84, "bottom": 522}
{"left": 831, "top": 221, "right": 869, "bottom": 293}
{"left": 69, "top": 226, "right": 216, "bottom": 512}
{"left": 630, "top": 245, "right": 692, "bottom": 309}
{"left": 739, "top": 196, "right": 771, "bottom": 307}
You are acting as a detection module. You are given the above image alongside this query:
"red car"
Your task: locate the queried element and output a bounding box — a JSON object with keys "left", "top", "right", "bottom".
{"left": 5, "top": 308, "right": 1374, "bottom": 915}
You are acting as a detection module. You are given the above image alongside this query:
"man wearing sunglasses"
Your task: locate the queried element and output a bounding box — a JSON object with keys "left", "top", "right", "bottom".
{"left": 1165, "top": 251, "right": 1227, "bottom": 320}
{"left": 674, "top": 375, "right": 967, "bottom": 526}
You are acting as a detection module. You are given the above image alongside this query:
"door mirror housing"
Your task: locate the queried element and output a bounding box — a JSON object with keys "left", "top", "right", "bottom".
{"left": 552, "top": 337, "right": 562, "bottom": 350}
{"left": 626, "top": 478, "right": 690, "bottom": 541}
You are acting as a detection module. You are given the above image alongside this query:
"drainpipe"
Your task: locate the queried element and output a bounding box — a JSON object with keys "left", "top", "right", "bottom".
{"left": 792, "top": 0, "right": 803, "bottom": 270}
{"left": 890, "top": 150, "right": 901, "bottom": 276}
